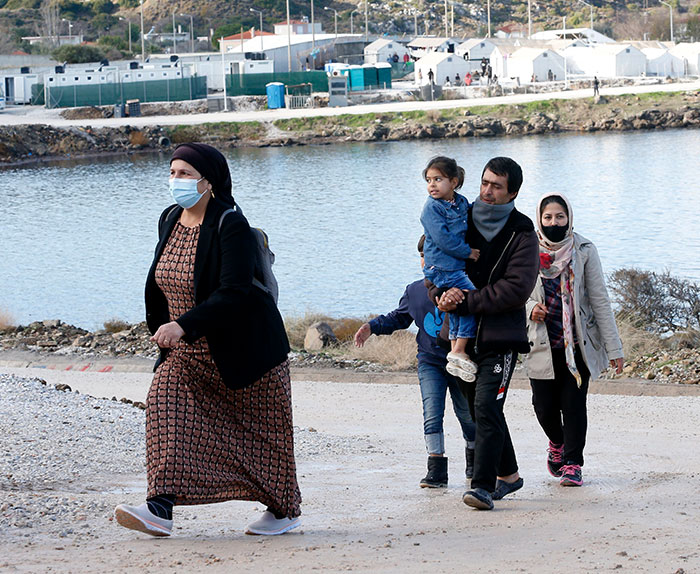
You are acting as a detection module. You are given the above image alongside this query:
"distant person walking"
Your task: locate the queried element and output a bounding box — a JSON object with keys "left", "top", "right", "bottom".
{"left": 353, "top": 236, "right": 477, "bottom": 488}
{"left": 114, "top": 143, "right": 301, "bottom": 537}
{"left": 525, "top": 193, "right": 623, "bottom": 487}
{"left": 427, "top": 68, "right": 435, "bottom": 85}
{"left": 593, "top": 76, "right": 600, "bottom": 97}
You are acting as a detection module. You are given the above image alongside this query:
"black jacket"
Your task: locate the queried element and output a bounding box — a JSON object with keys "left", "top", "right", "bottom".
{"left": 145, "top": 198, "right": 290, "bottom": 389}
{"left": 429, "top": 206, "right": 539, "bottom": 354}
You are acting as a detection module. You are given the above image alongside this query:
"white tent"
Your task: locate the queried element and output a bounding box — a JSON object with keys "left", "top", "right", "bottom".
{"left": 456, "top": 38, "right": 498, "bottom": 61}
{"left": 415, "top": 51, "right": 471, "bottom": 86}
{"left": 531, "top": 27, "right": 615, "bottom": 44}
{"left": 641, "top": 48, "right": 683, "bottom": 77}
{"left": 407, "top": 37, "right": 455, "bottom": 59}
{"left": 562, "top": 44, "right": 646, "bottom": 78}
{"left": 669, "top": 43, "right": 700, "bottom": 75}
{"left": 506, "top": 47, "right": 566, "bottom": 83}
{"left": 364, "top": 39, "right": 410, "bottom": 65}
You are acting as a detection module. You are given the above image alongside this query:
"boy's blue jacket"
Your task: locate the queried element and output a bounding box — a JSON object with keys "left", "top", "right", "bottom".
{"left": 368, "top": 279, "right": 447, "bottom": 367}
{"left": 420, "top": 192, "right": 472, "bottom": 271}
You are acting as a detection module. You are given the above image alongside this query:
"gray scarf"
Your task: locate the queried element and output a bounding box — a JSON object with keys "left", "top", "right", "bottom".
{"left": 472, "top": 198, "right": 515, "bottom": 241}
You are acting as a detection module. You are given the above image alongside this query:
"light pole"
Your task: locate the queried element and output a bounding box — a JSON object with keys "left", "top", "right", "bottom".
{"left": 119, "top": 17, "right": 132, "bottom": 52}
{"left": 249, "top": 7, "right": 264, "bottom": 51}
{"left": 444, "top": 0, "right": 449, "bottom": 37}
{"left": 285, "top": 0, "right": 291, "bottom": 72}
{"left": 140, "top": 0, "right": 145, "bottom": 62}
{"left": 61, "top": 18, "right": 72, "bottom": 42}
{"left": 365, "top": 0, "right": 368, "bottom": 42}
{"left": 487, "top": 0, "right": 491, "bottom": 38}
{"left": 659, "top": 0, "right": 674, "bottom": 43}
{"left": 350, "top": 9, "right": 359, "bottom": 34}
{"left": 180, "top": 13, "right": 194, "bottom": 52}
{"left": 577, "top": 0, "right": 594, "bottom": 32}
{"left": 172, "top": 11, "right": 177, "bottom": 53}
{"left": 325, "top": 6, "right": 338, "bottom": 40}
{"left": 311, "top": 0, "right": 316, "bottom": 48}
{"left": 528, "top": 0, "right": 531, "bottom": 38}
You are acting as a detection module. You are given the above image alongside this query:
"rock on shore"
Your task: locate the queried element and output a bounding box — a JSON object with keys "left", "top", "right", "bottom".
{"left": 1, "top": 91, "right": 698, "bottom": 164}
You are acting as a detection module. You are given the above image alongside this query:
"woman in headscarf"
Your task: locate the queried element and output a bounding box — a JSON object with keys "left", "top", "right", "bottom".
{"left": 115, "top": 143, "right": 301, "bottom": 536}
{"left": 525, "top": 193, "right": 624, "bottom": 487}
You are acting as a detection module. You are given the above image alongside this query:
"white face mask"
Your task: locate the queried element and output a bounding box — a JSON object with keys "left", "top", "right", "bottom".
{"left": 169, "top": 177, "right": 205, "bottom": 208}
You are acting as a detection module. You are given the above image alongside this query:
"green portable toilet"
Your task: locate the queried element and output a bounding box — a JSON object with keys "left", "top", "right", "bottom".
{"left": 347, "top": 65, "right": 364, "bottom": 91}
{"left": 361, "top": 64, "right": 378, "bottom": 89}
{"left": 376, "top": 63, "right": 392, "bottom": 89}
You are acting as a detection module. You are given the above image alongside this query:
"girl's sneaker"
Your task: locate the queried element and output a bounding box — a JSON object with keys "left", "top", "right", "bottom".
{"left": 547, "top": 441, "right": 565, "bottom": 477}
{"left": 559, "top": 463, "right": 583, "bottom": 486}
{"left": 446, "top": 352, "right": 478, "bottom": 374}
{"left": 245, "top": 511, "right": 301, "bottom": 535}
{"left": 114, "top": 503, "right": 173, "bottom": 537}
{"left": 446, "top": 362, "right": 476, "bottom": 383}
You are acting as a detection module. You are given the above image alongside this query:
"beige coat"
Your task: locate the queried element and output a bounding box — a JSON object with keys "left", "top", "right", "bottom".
{"left": 524, "top": 233, "right": 623, "bottom": 381}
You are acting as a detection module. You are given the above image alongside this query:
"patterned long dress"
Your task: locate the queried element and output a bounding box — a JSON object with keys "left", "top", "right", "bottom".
{"left": 145, "top": 222, "right": 302, "bottom": 518}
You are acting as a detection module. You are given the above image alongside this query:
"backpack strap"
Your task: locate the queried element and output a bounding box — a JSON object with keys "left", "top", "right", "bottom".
{"left": 218, "top": 206, "right": 268, "bottom": 295}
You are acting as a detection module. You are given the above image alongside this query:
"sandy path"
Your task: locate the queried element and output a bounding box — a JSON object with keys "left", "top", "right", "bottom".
{"left": 1, "top": 367, "right": 699, "bottom": 573}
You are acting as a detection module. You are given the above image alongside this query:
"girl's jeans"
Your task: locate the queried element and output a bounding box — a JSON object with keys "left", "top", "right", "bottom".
{"left": 418, "top": 362, "right": 476, "bottom": 455}
{"left": 423, "top": 267, "right": 477, "bottom": 340}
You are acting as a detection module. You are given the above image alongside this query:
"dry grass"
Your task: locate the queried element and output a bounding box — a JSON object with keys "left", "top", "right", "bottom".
{"left": 103, "top": 318, "right": 131, "bottom": 333}
{"left": 128, "top": 130, "right": 150, "bottom": 147}
{"left": 0, "top": 307, "right": 15, "bottom": 331}
{"left": 616, "top": 313, "right": 665, "bottom": 361}
{"left": 342, "top": 330, "right": 418, "bottom": 371}
{"left": 284, "top": 313, "right": 376, "bottom": 348}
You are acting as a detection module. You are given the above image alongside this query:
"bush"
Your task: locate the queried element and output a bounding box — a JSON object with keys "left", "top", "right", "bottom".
{"left": 103, "top": 318, "right": 130, "bottom": 333}
{"left": 52, "top": 44, "right": 105, "bottom": 63}
{"left": 609, "top": 268, "right": 700, "bottom": 335}
{"left": 0, "top": 307, "right": 15, "bottom": 332}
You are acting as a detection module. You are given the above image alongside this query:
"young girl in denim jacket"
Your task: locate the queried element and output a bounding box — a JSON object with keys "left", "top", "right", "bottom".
{"left": 420, "top": 156, "right": 480, "bottom": 382}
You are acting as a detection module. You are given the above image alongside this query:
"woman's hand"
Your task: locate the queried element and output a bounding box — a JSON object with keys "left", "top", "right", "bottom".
{"left": 610, "top": 357, "right": 624, "bottom": 375}
{"left": 530, "top": 303, "right": 547, "bottom": 323}
{"left": 468, "top": 248, "right": 481, "bottom": 262}
{"left": 151, "top": 321, "right": 185, "bottom": 348}
{"left": 354, "top": 323, "right": 372, "bottom": 348}
{"left": 437, "top": 288, "right": 465, "bottom": 312}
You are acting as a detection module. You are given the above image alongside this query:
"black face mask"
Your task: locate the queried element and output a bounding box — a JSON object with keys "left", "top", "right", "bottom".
{"left": 542, "top": 225, "right": 568, "bottom": 243}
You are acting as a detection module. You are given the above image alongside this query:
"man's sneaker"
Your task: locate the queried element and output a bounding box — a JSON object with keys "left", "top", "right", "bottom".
{"left": 245, "top": 511, "right": 301, "bottom": 535}
{"left": 114, "top": 503, "right": 173, "bottom": 537}
{"left": 446, "top": 362, "right": 476, "bottom": 383}
{"left": 465, "top": 447, "right": 475, "bottom": 480}
{"left": 420, "top": 455, "right": 448, "bottom": 488}
{"left": 559, "top": 463, "right": 583, "bottom": 487}
{"left": 492, "top": 477, "right": 524, "bottom": 500}
{"left": 547, "top": 441, "right": 565, "bottom": 477}
{"left": 462, "top": 488, "right": 494, "bottom": 510}
{"left": 447, "top": 352, "right": 478, "bottom": 374}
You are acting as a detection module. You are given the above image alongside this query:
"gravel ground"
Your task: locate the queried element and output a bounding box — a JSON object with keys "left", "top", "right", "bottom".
{"left": 3, "top": 370, "right": 700, "bottom": 573}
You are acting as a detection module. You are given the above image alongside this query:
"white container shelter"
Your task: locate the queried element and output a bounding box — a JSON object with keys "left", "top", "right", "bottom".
{"left": 506, "top": 48, "right": 566, "bottom": 83}
{"left": 364, "top": 39, "right": 409, "bottom": 64}
{"left": 641, "top": 48, "right": 683, "bottom": 77}
{"left": 415, "top": 51, "right": 470, "bottom": 86}
{"left": 669, "top": 43, "right": 700, "bottom": 75}
{"left": 562, "top": 44, "right": 646, "bottom": 78}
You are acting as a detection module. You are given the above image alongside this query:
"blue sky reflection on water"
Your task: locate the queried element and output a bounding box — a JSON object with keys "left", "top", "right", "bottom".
{"left": 1, "top": 128, "right": 698, "bottom": 329}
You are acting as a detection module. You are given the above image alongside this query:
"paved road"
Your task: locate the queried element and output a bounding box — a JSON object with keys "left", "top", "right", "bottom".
{"left": 2, "top": 79, "right": 699, "bottom": 129}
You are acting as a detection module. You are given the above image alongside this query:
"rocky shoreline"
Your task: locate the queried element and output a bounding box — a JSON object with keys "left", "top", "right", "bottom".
{"left": 1, "top": 318, "right": 698, "bottom": 385}
{"left": 1, "top": 89, "right": 699, "bottom": 165}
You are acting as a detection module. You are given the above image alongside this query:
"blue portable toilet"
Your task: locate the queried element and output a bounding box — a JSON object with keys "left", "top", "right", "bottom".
{"left": 347, "top": 65, "right": 364, "bottom": 91}
{"left": 266, "top": 82, "right": 285, "bottom": 109}
{"left": 376, "top": 63, "right": 392, "bottom": 89}
{"left": 362, "top": 64, "right": 379, "bottom": 89}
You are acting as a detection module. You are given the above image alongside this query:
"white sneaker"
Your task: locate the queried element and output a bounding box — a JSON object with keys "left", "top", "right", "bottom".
{"left": 447, "top": 352, "right": 478, "bottom": 374}
{"left": 446, "top": 362, "right": 476, "bottom": 383}
{"left": 245, "top": 511, "right": 301, "bottom": 536}
{"left": 114, "top": 503, "right": 173, "bottom": 537}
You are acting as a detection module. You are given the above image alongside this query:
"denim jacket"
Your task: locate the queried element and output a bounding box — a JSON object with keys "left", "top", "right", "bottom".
{"left": 420, "top": 192, "right": 472, "bottom": 271}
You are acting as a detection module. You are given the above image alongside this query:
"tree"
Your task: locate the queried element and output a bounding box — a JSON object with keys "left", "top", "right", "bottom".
{"left": 52, "top": 43, "right": 105, "bottom": 63}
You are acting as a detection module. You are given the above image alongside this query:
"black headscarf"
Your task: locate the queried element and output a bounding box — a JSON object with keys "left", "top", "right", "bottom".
{"left": 170, "top": 143, "right": 234, "bottom": 205}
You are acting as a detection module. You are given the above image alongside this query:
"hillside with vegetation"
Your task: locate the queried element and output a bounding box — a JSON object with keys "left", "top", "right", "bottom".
{"left": 1, "top": 0, "right": 699, "bottom": 59}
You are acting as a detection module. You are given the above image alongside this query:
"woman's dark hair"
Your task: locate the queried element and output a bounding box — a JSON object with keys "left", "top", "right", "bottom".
{"left": 540, "top": 195, "right": 569, "bottom": 217}
{"left": 423, "top": 156, "right": 465, "bottom": 191}
{"left": 482, "top": 157, "right": 523, "bottom": 196}
{"left": 417, "top": 234, "right": 426, "bottom": 254}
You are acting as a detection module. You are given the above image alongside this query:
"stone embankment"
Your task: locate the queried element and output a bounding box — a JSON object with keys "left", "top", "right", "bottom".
{"left": 1, "top": 91, "right": 698, "bottom": 164}
{"left": 1, "top": 319, "right": 699, "bottom": 384}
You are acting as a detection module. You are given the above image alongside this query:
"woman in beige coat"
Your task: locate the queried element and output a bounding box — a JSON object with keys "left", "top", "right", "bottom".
{"left": 525, "top": 193, "right": 623, "bottom": 487}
